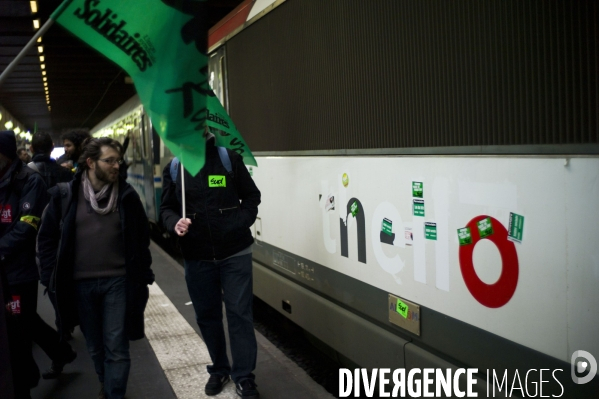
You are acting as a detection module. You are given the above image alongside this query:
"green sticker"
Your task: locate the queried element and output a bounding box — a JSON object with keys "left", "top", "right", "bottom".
{"left": 208, "top": 175, "right": 226, "bottom": 187}
{"left": 381, "top": 218, "right": 393, "bottom": 236}
{"left": 425, "top": 222, "right": 437, "bottom": 240}
{"left": 413, "top": 199, "right": 425, "bottom": 217}
{"left": 396, "top": 299, "right": 409, "bottom": 318}
{"left": 350, "top": 201, "right": 359, "bottom": 217}
{"left": 477, "top": 217, "right": 493, "bottom": 238}
{"left": 412, "top": 182, "right": 423, "bottom": 198}
{"left": 458, "top": 227, "right": 472, "bottom": 245}
{"left": 508, "top": 212, "right": 524, "bottom": 243}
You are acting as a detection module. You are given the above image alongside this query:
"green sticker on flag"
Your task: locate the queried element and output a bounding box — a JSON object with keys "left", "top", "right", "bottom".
{"left": 396, "top": 299, "right": 408, "bottom": 318}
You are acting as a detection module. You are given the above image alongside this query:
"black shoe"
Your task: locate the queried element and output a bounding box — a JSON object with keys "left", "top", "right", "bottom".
{"left": 236, "top": 379, "right": 259, "bottom": 398}
{"left": 205, "top": 374, "right": 230, "bottom": 396}
{"left": 42, "top": 349, "right": 77, "bottom": 379}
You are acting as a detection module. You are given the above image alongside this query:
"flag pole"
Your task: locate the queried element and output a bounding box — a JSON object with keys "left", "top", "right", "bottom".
{"left": 0, "top": 19, "right": 54, "bottom": 87}
{"left": 180, "top": 160, "right": 186, "bottom": 220}
{"left": 0, "top": 0, "right": 72, "bottom": 87}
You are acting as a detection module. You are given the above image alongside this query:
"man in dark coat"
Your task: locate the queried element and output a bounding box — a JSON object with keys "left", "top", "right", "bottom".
{"left": 160, "top": 134, "right": 261, "bottom": 399}
{"left": 37, "top": 137, "right": 154, "bottom": 399}
{"left": 29, "top": 131, "right": 73, "bottom": 188}
{"left": 0, "top": 130, "right": 48, "bottom": 399}
{"left": 27, "top": 131, "right": 77, "bottom": 379}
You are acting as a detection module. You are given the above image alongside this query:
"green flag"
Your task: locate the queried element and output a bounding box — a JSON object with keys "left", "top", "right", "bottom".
{"left": 53, "top": 0, "right": 256, "bottom": 176}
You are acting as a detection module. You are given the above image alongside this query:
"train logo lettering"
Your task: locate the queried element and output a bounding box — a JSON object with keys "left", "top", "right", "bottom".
{"left": 324, "top": 194, "right": 519, "bottom": 308}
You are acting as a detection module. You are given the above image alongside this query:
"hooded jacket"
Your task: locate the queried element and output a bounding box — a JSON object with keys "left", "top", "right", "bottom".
{"left": 160, "top": 138, "right": 261, "bottom": 260}
{"left": 37, "top": 170, "right": 154, "bottom": 339}
{"left": 0, "top": 159, "right": 48, "bottom": 285}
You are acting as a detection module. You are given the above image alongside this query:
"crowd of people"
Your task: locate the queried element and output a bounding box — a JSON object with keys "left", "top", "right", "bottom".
{"left": 0, "top": 128, "right": 261, "bottom": 399}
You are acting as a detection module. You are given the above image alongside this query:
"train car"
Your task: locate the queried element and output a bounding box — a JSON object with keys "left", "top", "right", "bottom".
{"left": 94, "top": 1, "right": 599, "bottom": 397}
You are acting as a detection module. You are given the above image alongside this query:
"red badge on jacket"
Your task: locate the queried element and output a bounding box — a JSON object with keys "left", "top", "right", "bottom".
{"left": 10, "top": 295, "right": 21, "bottom": 315}
{"left": 1, "top": 204, "right": 12, "bottom": 223}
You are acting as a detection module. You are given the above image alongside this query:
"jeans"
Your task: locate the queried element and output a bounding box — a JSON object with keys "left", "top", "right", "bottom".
{"left": 75, "top": 276, "right": 130, "bottom": 399}
{"left": 185, "top": 253, "right": 257, "bottom": 384}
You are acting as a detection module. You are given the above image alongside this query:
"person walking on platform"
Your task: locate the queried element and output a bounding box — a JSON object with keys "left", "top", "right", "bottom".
{"left": 37, "top": 137, "right": 154, "bottom": 399}
{"left": 160, "top": 132, "right": 261, "bottom": 399}
{"left": 17, "top": 148, "right": 31, "bottom": 164}
{"left": 57, "top": 129, "right": 90, "bottom": 171}
{"left": 28, "top": 132, "right": 73, "bottom": 188}
{"left": 26, "top": 131, "right": 78, "bottom": 379}
{"left": 0, "top": 130, "right": 48, "bottom": 399}
{"left": 29, "top": 131, "right": 73, "bottom": 340}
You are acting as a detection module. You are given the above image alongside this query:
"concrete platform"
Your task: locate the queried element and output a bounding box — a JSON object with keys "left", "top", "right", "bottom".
{"left": 31, "top": 241, "right": 334, "bottom": 399}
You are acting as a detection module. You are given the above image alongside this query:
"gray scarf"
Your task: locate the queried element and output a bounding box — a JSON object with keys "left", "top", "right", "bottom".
{"left": 82, "top": 170, "right": 118, "bottom": 215}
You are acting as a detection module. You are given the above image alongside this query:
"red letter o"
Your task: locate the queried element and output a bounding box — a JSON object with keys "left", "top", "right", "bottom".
{"left": 459, "top": 215, "right": 519, "bottom": 308}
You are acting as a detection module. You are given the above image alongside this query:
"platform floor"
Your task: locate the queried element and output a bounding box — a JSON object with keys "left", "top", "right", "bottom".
{"left": 31, "top": 241, "right": 334, "bottom": 399}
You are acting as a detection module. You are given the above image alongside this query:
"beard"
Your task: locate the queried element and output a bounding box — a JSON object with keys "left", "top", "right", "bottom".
{"left": 94, "top": 166, "right": 119, "bottom": 184}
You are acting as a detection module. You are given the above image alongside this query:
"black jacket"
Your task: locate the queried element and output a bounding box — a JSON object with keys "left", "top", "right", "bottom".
{"left": 29, "top": 153, "right": 73, "bottom": 188}
{"left": 37, "top": 171, "right": 154, "bottom": 340}
{"left": 0, "top": 160, "right": 48, "bottom": 285}
{"left": 160, "top": 139, "right": 261, "bottom": 260}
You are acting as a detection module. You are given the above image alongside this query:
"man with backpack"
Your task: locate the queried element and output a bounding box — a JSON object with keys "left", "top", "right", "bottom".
{"left": 28, "top": 132, "right": 73, "bottom": 188}
{"left": 160, "top": 132, "right": 261, "bottom": 399}
{"left": 0, "top": 130, "right": 48, "bottom": 399}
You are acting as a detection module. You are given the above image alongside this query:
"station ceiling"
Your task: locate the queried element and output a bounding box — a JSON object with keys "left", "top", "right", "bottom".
{"left": 0, "top": 0, "right": 243, "bottom": 140}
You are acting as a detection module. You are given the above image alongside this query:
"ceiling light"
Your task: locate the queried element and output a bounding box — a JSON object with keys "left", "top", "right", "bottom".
{"left": 39, "top": 55, "right": 45, "bottom": 62}
{"left": 40, "top": 64, "right": 45, "bottom": 69}
{"left": 14, "top": 127, "right": 21, "bottom": 134}
{"left": 42, "top": 71, "right": 46, "bottom": 76}
{"left": 37, "top": 45, "right": 43, "bottom": 53}
{"left": 5, "top": 121, "right": 14, "bottom": 129}
{"left": 33, "top": 19, "right": 40, "bottom": 29}
{"left": 30, "top": 1, "right": 38, "bottom": 13}
{"left": 43, "top": 77, "right": 47, "bottom": 82}
{"left": 43, "top": 82, "right": 48, "bottom": 87}
{"left": 37, "top": 37, "right": 42, "bottom": 43}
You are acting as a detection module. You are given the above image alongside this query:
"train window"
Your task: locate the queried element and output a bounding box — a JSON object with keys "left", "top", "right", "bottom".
{"left": 208, "top": 47, "right": 227, "bottom": 109}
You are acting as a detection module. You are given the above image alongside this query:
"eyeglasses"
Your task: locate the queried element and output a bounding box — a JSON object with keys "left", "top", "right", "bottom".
{"left": 98, "top": 158, "right": 123, "bottom": 166}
